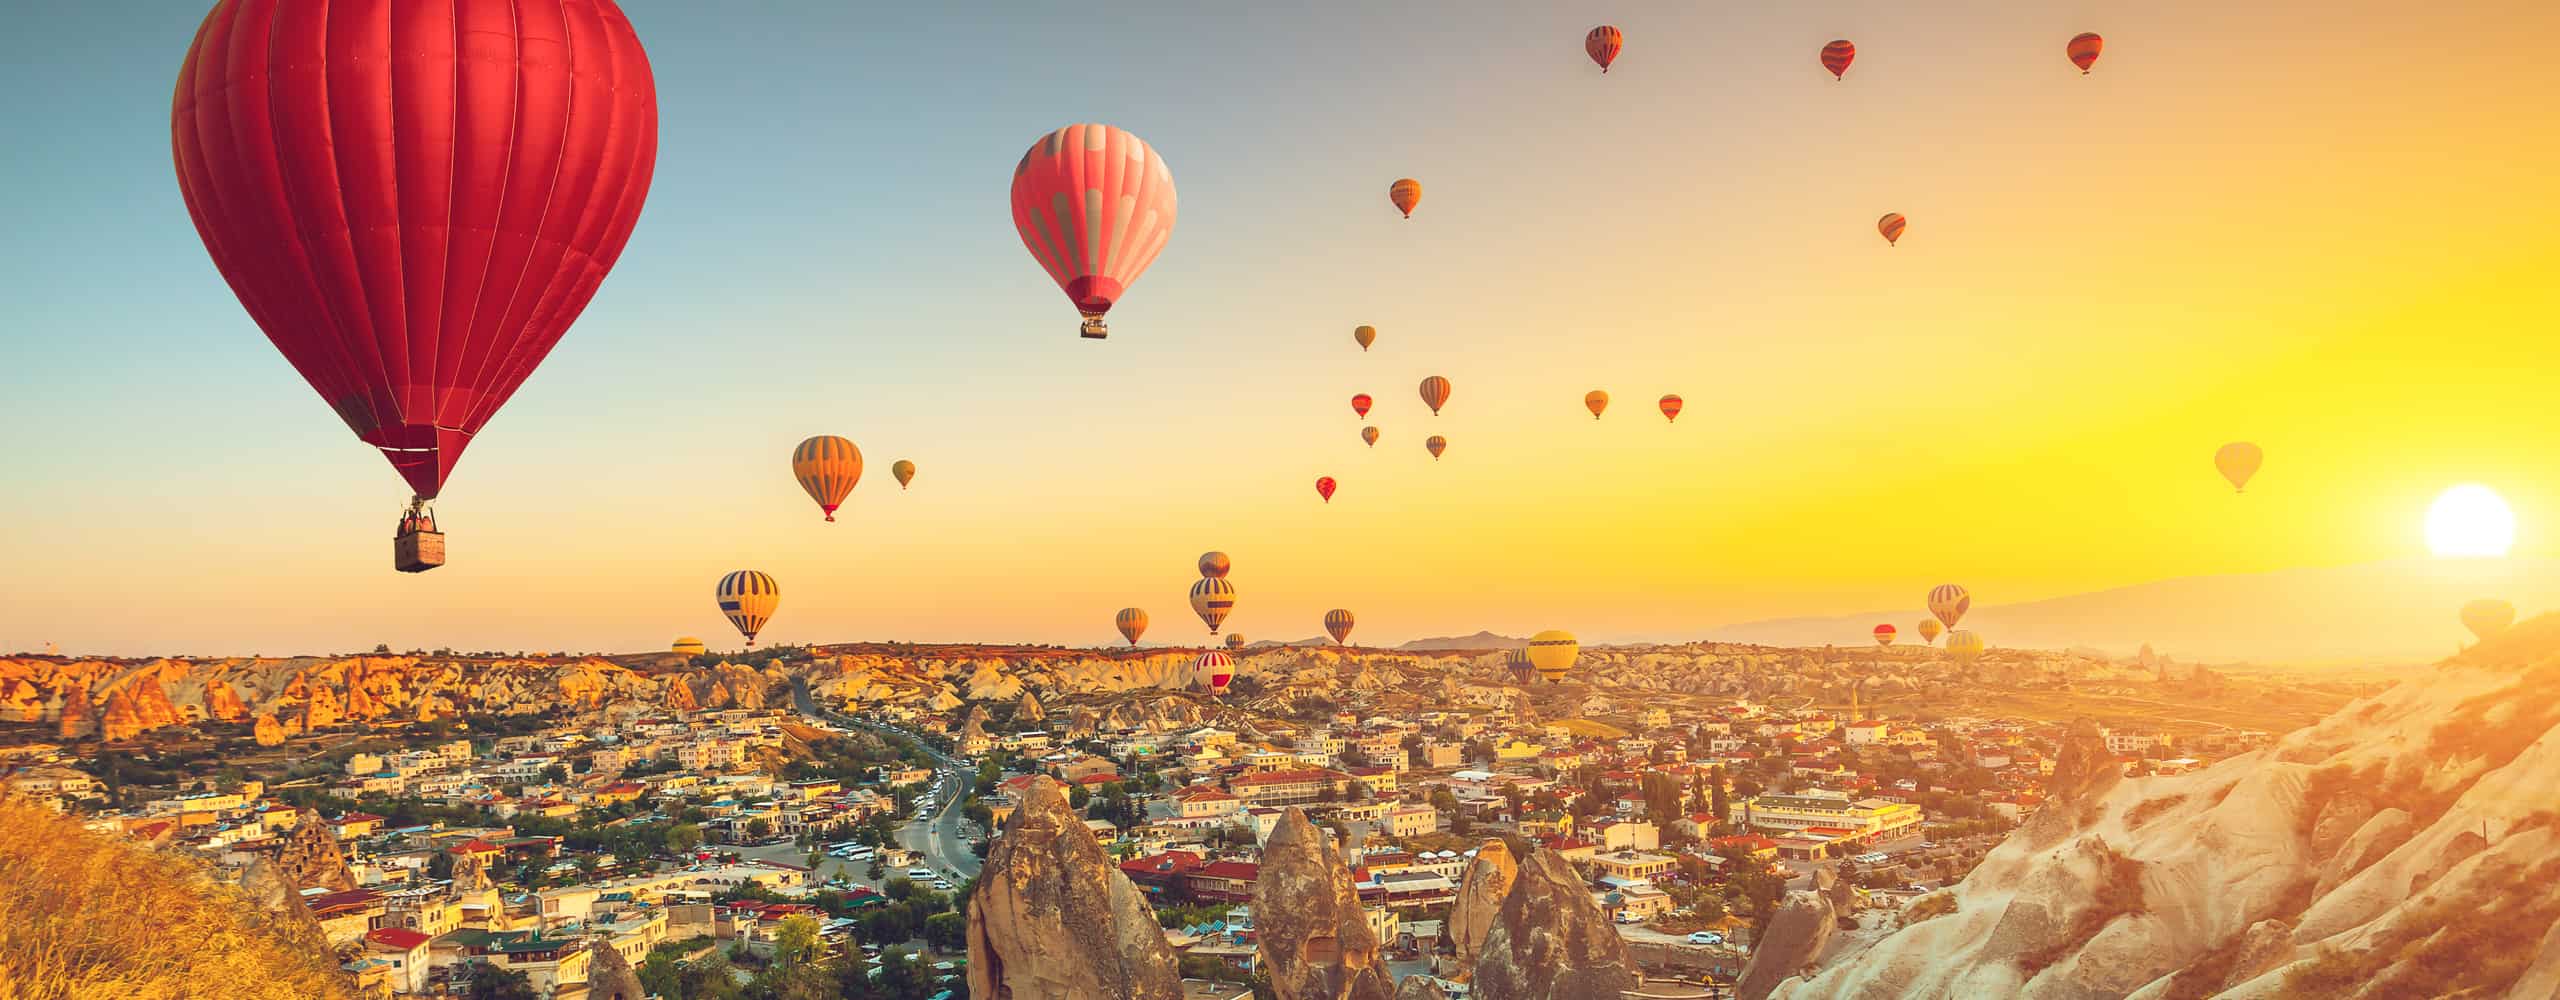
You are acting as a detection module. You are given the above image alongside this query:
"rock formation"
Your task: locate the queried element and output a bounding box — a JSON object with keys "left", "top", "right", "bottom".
{"left": 1393, "top": 977, "right": 1453, "bottom": 1000}
{"left": 271, "top": 811, "right": 355, "bottom": 894}
{"left": 449, "top": 848, "right": 494, "bottom": 896}
{"left": 1014, "top": 690, "right": 1044, "bottom": 721}
{"left": 966, "top": 776, "right": 1180, "bottom": 1000}
{"left": 252, "top": 711, "right": 287, "bottom": 746}
{"left": 1738, "top": 871, "right": 1841, "bottom": 1000}
{"left": 1253, "top": 808, "right": 1394, "bottom": 1000}
{"left": 56, "top": 678, "right": 94, "bottom": 739}
{"left": 1447, "top": 838, "right": 1520, "bottom": 978}
{"left": 1771, "top": 614, "right": 2560, "bottom": 999}
{"left": 584, "top": 935, "right": 646, "bottom": 1000}
{"left": 1470, "top": 851, "right": 1639, "bottom": 1000}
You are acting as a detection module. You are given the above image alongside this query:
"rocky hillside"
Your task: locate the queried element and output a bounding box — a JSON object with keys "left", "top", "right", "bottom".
{"left": 1771, "top": 615, "right": 2560, "bottom": 1000}
{"left": 0, "top": 796, "right": 353, "bottom": 999}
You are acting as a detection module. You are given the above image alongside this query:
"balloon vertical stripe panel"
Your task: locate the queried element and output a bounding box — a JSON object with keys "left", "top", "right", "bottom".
{"left": 171, "top": 0, "right": 659, "bottom": 500}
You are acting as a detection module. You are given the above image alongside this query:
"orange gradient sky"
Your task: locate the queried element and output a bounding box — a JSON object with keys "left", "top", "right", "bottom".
{"left": 1, "top": 2, "right": 2554, "bottom": 655}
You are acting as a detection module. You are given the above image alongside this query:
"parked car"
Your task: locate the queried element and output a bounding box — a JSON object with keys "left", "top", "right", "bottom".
{"left": 1686, "top": 931, "right": 1724, "bottom": 945}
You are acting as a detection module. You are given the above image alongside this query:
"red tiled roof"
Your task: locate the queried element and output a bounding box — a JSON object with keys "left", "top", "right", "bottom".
{"left": 449, "top": 839, "right": 502, "bottom": 855}
{"left": 1194, "top": 861, "right": 1261, "bottom": 881}
{"left": 1228, "top": 769, "right": 1344, "bottom": 788}
{"left": 366, "top": 927, "right": 433, "bottom": 950}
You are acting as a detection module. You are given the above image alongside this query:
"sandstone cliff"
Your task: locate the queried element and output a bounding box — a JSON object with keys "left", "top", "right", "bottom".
{"left": 1254, "top": 808, "right": 1394, "bottom": 1000}
{"left": 966, "top": 776, "right": 1180, "bottom": 1000}
{"left": 1447, "top": 838, "right": 1520, "bottom": 978}
{"left": 1471, "top": 850, "right": 1640, "bottom": 1000}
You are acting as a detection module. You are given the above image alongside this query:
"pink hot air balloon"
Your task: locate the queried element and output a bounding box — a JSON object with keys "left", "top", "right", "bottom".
{"left": 1010, "top": 124, "right": 1178, "bottom": 340}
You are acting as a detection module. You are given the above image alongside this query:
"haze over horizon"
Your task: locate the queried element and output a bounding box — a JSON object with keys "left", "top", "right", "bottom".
{"left": 5, "top": 1, "right": 2555, "bottom": 657}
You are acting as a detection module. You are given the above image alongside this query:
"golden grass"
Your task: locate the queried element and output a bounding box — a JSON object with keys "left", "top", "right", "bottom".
{"left": 0, "top": 798, "right": 353, "bottom": 1000}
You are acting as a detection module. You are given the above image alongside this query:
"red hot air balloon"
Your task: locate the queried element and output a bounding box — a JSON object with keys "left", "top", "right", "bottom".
{"left": 1195, "top": 650, "right": 1234, "bottom": 694}
{"left": 172, "top": 0, "right": 659, "bottom": 568}
{"left": 1351, "top": 394, "right": 1373, "bottom": 418}
{"left": 1659, "top": 395, "right": 1683, "bottom": 422}
{"left": 1873, "top": 623, "right": 1897, "bottom": 648}
{"left": 1821, "top": 40, "right": 1857, "bottom": 80}
{"left": 1878, "top": 213, "right": 1908, "bottom": 246}
{"left": 1586, "top": 25, "right": 1624, "bottom": 73}
{"left": 2068, "top": 32, "right": 2105, "bottom": 74}
{"left": 1010, "top": 124, "right": 1178, "bottom": 339}
{"left": 1315, "top": 476, "right": 1337, "bottom": 503}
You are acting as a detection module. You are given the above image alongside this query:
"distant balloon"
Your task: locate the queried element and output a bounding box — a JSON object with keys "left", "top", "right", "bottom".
{"left": 1190, "top": 577, "right": 1236, "bottom": 634}
{"left": 1928, "top": 584, "right": 1971, "bottom": 629}
{"left": 1194, "top": 649, "right": 1234, "bottom": 694}
{"left": 1426, "top": 435, "right": 1448, "bottom": 460}
{"left": 1226, "top": 633, "right": 1246, "bottom": 651}
{"left": 792, "top": 436, "right": 863, "bottom": 522}
{"left": 1199, "top": 551, "right": 1232, "bottom": 579}
{"left": 1116, "top": 607, "right": 1149, "bottom": 646}
{"left": 2068, "top": 32, "right": 2105, "bottom": 74}
{"left": 1585, "top": 390, "right": 1610, "bottom": 420}
{"left": 1390, "top": 179, "right": 1423, "bottom": 219}
{"left": 1355, "top": 325, "right": 1378, "bottom": 351}
{"left": 672, "top": 637, "right": 706, "bottom": 656}
{"left": 1316, "top": 476, "right": 1338, "bottom": 503}
{"left": 1873, "top": 624, "right": 1897, "bottom": 648}
{"left": 1878, "top": 213, "right": 1908, "bottom": 247}
{"left": 2215, "top": 443, "right": 2262, "bottom": 493}
{"left": 1944, "top": 629, "right": 1984, "bottom": 664}
{"left": 1659, "top": 395, "right": 1683, "bottom": 423}
{"left": 716, "top": 571, "right": 780, "bottom": 648}
{"left": 1362, "top": 426, "right": 1380, "bottom": 448}
{"left": 1505, "top": 648, "right": 1535, "bottom": 685}
{"left": 1420, "top": 376, "right": 1452, "bottom": 415}
{"left": 1917, "top": 619, "right": 1943, "bottom": 645}
{"left": 1010, "top": 124, "right": 1178, "bottom": 339}
{"left": 1325, "top": 609, "right": 1357, "bottom": 645}
{"left": 2461, "top": 599, "right": 2516, "bottom": 642}
{"left": 1353, "top": 394, "right": 1374, "bottom": 419}
{"left": 1527, "top": 630, "right": 1580, "bottom": 683}
{"left": 1821, "top": 40, "right": 1857, "bottom": 80}
{"left": 1586, "top": 25, "right": 1624, "bottom": 73}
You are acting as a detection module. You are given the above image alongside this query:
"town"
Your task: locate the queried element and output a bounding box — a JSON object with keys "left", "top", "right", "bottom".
{"left": 0, "top": 640, "right": 2349, "bottom": 998}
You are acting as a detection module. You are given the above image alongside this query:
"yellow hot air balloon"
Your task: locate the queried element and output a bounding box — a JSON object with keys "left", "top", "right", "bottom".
{"left": 716, "top": 570, "right": 780, "bottom": 647}
{"left": 2461, "top": 599, "right": 2515, "bottom": 642}
{"left": 1419, "top": 376, "right": 1451, "bottom": 415}
{"left": 1354, "top": 325, "right": 1377, "bottom": 352}
{"left": 1916, "top": 619, "right": 1942, "bottom": 645}
{"left": 1115, "top": 607, "right": 1148, "bottom": 646}
{"left": 1389, "top": 178, "right": 1423, "bottom": 218}
{"left": 1190, "top": 577, "right": 1236, "bottom": 634}
{"left": 1227, "top": 633, "right": 1247, "bottom": 650}
{"left": 892, "top": 459, "right": 917, "bottom": 490}
{"left": 1944, "top": 629, "right": 1984, "bottom": 664}
{"left": 1527, "top": 630, "right": 1579, "bottom": 684}
{"left": 1199, "top": 551, "right": 1232, "bottom": 579}
{"left": 671, "top": 637, "right": 706, "bottom": 656}
{"left": 1425, "top": 435, "right": 1447, "bottom": 460}
{"left": 1325, "top": 609, "right": 1356, "bottom": 646}
{"left": 2214, "top": 442, "right": 2262, "bottom": 493}
{"left": 1361, "top": 426, "right": 1380, "bottom": 448}
{"left": 1584, "top": 390, "right": 1609, "bottom": 420}
{"left": 791, "top": 436, "right": 863, "bottom": 522}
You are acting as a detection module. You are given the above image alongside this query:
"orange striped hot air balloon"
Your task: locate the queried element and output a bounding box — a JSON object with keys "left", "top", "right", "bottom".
{"left": 2068, "top": 32, "right": 2104, "bottom": 74}
{"left": 1420, "top": 376, "right": 1451, "bottom": 415}
{"left": 1917, "top": 619, "right": 1942, "bottom": 645}
{"left": 1586, "top": 25, "right": 1623, "bottom": 73}
{"left": 1115, "top": 607, "right": 1148, "bottom": 646}
{"left": 1821, "top": 40, "right": 1856, "bottom": 80}
{"left": 1198, "top": 551, "right": 1232, "bottom": 579}
{"left": 791, "top": 436, "right": 863, "bottom": 522}
{"left": 1659, "top": 395, "right": 1683, "bottom": 422}
{"left": 1324, "top": 609, "right": 1356, "bottom": 646}
{"left": 1878, "top": 213, "right": 1907, "bottom": 247}
{"left": 1389, "top": 179, "right": 1422, "bottom": 219}
{"left": 1315, "top": 477, "right": 1337, "bottom": 503}
{"left": 1425, "top": 435, "right": 1447, "bottom": 460}
{"left": 1585, "top": 390, "right": 1610, "bottom": 420}
{"left": 1361, "top": 426, "right": 1380, "bottom": 448}
{"left": 1352, "top": 394, "right": 1373, "bottom": 418}
{"left": 1354, "top": 325, "right": 1377, "bottom": 351}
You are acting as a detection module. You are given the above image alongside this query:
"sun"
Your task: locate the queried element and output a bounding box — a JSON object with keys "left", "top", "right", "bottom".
{"left": 2424, "top": 484, "right": 2516, "bottom": 558}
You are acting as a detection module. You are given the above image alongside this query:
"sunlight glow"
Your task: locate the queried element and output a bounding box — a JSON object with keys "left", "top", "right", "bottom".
{"left": 2425, "top": 484, "right": 2516, "bottom": 558}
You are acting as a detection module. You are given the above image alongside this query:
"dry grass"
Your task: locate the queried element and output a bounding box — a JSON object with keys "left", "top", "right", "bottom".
{"left": 1898, "top": 892, "right": 1958, "bottom": 928}
{"left": 2274, "top": 856, "right": 2560, "bottom": 1000}
{"left": 0, "top": 797, "right": 353, "bottom": 1000}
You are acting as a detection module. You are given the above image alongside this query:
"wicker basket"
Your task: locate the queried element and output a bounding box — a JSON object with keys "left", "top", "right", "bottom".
{"left": 395, "top": 528, "right": 446, "bottom": 573}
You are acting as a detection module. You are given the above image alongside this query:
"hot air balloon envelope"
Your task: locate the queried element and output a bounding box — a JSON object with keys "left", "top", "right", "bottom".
{"left": 1528, "top": 630, "right": 1579, "bottom": 683}
{"left": 1821, "top": 40, "right": 1856, "bottom": 79}
{"left": 1389, "top": 179, "right": 1422, "bottom": 218}
{"left": 1420, "top": 377, "right": 1452, "bottom": 415}
{"left": 1316, "top": 477, "right": 1337, "bottom": 503}
{"left": 1873, "top": 624, "right": 1897, "bottom": 647}
{"left": 1928, "top": 584, "right": 1971, "bottom": 629}
{"left": 1010, "top": 124, "right": 1178, "bottom": 338}
{"left": 2215, "top": 443, "right": 2262, "bottom": 493}
{"left": 793, "top": 436, "right": 863, "bottom": 521}
{"left": 717, "top": 571, "right": 780, "bottom": 647}
{"left": 1879, "top": 213, "right": 1908, "bottom": 246}
{"left": 1190, "top": 577, "right": 1236, "bottom": 634}
{"left": 2068, "top": 32, "right": 2105, "bottom": 73}
{"left": 1198, "top": 551, "right": 1232, "bottom": 579}
{"left": 1660, "top": 395, "right": 1683, "bottom": 422}
{"left": 1586, "top": 26, "right": 1623, "bottom": 72}
{"left": 2461, "top": 599, "right": 2516, "bottom": 642}
{"left": 1116, "top": 607, "right": 1149, "bottom": 646}
{"left": 1585, "top": 390, "right": 1610, "bottom": 420}
{"left": 1325, "top": 609, "right": 1356, "bottom": 645}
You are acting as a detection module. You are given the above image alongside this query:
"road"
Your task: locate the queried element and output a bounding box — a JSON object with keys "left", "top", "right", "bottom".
{"left": 790, "top": 679, "right": 982, "bottom": 884}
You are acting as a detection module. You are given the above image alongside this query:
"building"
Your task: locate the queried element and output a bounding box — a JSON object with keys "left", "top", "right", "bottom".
{"left": 1590, "top": 850, "right": 1677, "bottom": 882}
{"left": 1730, "top": 789, "right": 1925, "bottom": 844}
{"left": 362, "top": 928, "right": 433, "bottom": 994}
{"left": 1383, "top": 803, "right": 1439, "bottom": 838}
{"left": 1225, "top": 769, "right": 1349, "bottom": 807}
{"left": 1170, "top": 785, "right": 1243, "bottom": 819}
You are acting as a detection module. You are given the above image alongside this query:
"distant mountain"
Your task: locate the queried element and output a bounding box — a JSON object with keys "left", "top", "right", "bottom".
{"left": 1243, "top": 636, "right": 1334, "bottom": 650}
{"left": 1397, "top": 630, "right": 1526, "bottom": 652}
{"left": 1705, "top": 557, "right": 2560, "bottom": 665}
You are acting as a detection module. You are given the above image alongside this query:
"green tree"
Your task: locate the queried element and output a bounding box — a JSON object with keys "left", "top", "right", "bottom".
{"left": 924, "top": 910, "right": 967, "bottom": 950}
{"left": 665, "top": 823, "right": 704, "bottom": 854}
{"left": 464, "top": 966, "right": 539, "bottom": 1000}
{"left": 539, "top": 764, "right": 568, "bottom": 783}
{"left": 773, "top": 913, "right": 823, "bottom": 968}
{"left": 747, "top": 818, "right": 772, "bottom": 840}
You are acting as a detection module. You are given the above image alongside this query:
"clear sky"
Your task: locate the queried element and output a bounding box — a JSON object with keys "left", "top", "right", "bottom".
{"left": 3, "top": 1, "right": 2555, "bottom": 657}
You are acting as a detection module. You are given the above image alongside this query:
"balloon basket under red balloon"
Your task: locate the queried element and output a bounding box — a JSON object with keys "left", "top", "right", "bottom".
{"left": 395, "top": 526, "right": 446, "bottom": 573}
{"left": 1080, "top": 313, "right": 1108, "bottom": 339}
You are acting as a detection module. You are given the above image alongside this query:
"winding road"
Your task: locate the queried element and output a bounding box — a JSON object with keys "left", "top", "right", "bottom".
{"left": 791, "top": 678, "right": 982, "bottom": 883}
